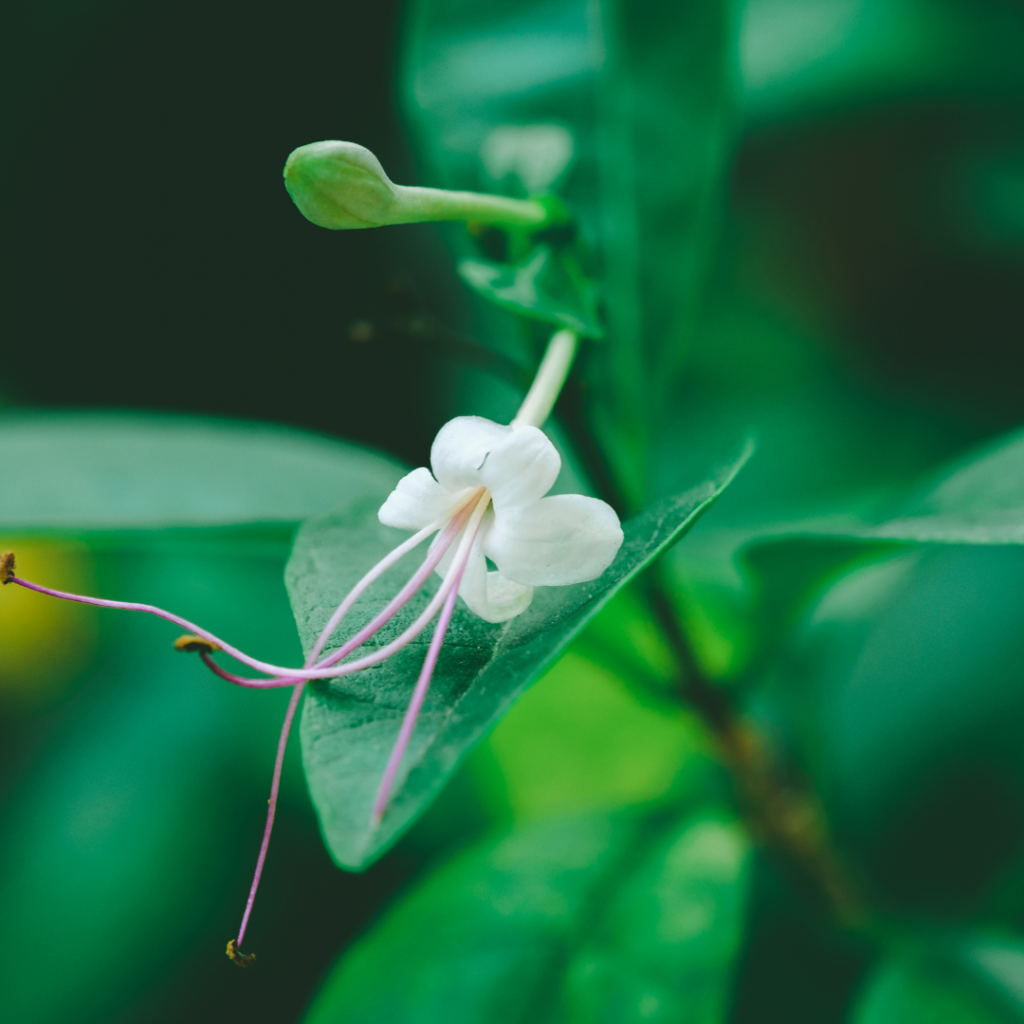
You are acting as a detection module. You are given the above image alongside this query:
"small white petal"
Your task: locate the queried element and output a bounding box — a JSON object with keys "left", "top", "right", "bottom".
{"left": 378, "top": 467, "right": 461, "bottom": 530}
{"left": 484, "top": 494, "right": 624, "bottom": 587}
{"left": 480, "top": 426, "right": 560, "bottom": 510}
{"left": 430, "top": 416, "right": 511, "bottom": 492}
{"left": 435, "top": 527, "right": 533, "bottom": 623}
{"left": 482, "top": 571, "right": 534, "bottom": 622}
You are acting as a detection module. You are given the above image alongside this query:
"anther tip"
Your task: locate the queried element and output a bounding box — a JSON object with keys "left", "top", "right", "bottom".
{"left": 226, "top": 939, "right": 256, "bottom": 968}
{"left": 0, "top": 551, "right": 15, "bottom": 585}
{"left": 174, "top": 634, "right": 221, "bottom": 654}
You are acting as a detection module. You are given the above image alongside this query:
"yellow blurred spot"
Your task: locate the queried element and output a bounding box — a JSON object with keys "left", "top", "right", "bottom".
{"left": 0, "top": 539, "right": 98, "bottom": 705}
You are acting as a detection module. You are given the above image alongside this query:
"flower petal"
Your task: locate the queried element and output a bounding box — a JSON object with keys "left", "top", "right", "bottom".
{"left": 483, "top": 494, "right": 624, "bottom": 587}
{"left": 435, "top": 528, "right": 533, "bottom": 623}
{"left": 479, "top": 571, "right": 534, "bottom": 622}
{"left": 479, "top": 425, "right": 560, "bottom": 509}
{"left": 378, "top": 467, "right": 461, "bottom": 530}
{"left": 430, "top": 416, "right": 511, "bottom": 492}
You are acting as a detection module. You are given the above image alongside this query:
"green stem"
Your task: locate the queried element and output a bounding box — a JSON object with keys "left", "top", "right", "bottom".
{"left": 512, "top": 329, "right": 579, "bottom": 429}
{"left": 395, "top": 186, "right": 549, "bottom": 229}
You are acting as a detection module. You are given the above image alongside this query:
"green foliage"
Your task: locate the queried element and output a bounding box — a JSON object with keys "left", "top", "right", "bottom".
{"left": 287, "top": 447, "right": 750, "bottom": 869}
{"left": 403, "top": 0, "right": 739, "bottom": 504}
{"left": 737, "top": 422, "right": 1024, "bottom": 670}
{"left": 853, "top": 935, "right": 1024, "bottom": 1024}
{"left": 303, "top": 807, "right": 750, "bottom": 1024}
{"left": 458, "top": 245, "right": 602, "bottom": 338}
{"left": 742, "top": 0, "right": 1024, "bottom": 122}
{"left": 0, "top": 412, "right": 403, "bottom": 533}
{"left": 483, "top": 644, "right": 707, "bottom": 821}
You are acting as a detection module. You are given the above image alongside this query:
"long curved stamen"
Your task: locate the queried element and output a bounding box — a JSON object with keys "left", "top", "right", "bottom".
{"left": 372, "top": 562, "right": 464, "bottom": 822}
{"left": 196, "top": 503, "right": 477, "bottom": 689}
{"left": 6, "top": 575, "right": 330, "bottom": 679}
{"left": 232, "top": 677, "right": 306, "bottom": 962}
{"left": 199, "top": 493, "right": 491, "bottom": 686}
{"left": 5, "top": 500, "right": 477, "bottom": 682}
{"left": 307, "top": 493, "right": 479, "bottom": 664}
{"left": 369, "top": 488, "right": 489, "bottom": 820}
{"left": 228, "top": 493, "right": 489, "bottom": 960}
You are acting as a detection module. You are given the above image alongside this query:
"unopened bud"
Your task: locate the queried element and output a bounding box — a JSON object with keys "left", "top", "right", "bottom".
{"left": 0, "top": 551, "right": 15, "bottom": 584}
{"left": 283, "top": 141, "right": 402, "bottom": 230}
{"left": 283, "top": 140, "right": 551, "bottom": 232}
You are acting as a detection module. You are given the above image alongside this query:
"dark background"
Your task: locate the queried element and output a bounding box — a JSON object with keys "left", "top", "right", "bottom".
{"left": 2, "top": 0, "right": 466, "bottom": 467}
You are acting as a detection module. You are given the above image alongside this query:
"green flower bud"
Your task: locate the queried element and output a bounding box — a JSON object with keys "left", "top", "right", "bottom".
{"left": 283, "top": 141, "right": 402, "bottom": 230}
{"left": 283, "top": 140, "right": 554, "bottom": 232}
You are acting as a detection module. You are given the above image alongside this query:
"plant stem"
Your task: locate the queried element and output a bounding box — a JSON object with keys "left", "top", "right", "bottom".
{"left": 646, "top": 582, "right": 870, "bottom": 931}
{"left": 395, "top": 186, "right": 549, "bottom": 229}
{"left": 511, "top": 329, "right": 578, "bottom": 429}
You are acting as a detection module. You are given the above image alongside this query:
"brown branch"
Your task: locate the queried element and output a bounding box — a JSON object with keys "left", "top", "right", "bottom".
{"left": 647, "top": 582, "right": 870, "bottom": 931}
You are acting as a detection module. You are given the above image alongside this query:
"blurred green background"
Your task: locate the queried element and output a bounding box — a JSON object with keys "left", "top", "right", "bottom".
{"left": 2, "top": 0, "right": 1024, "bottom": 1021}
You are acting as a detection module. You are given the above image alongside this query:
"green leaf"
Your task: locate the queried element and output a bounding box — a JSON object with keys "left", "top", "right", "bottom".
{"left": 737, "top": 424, "right": 1024, "bottom": 661}
{"left": 458, "top": 245, "right": 603, "bottom": 338}
{"left": 0, "top": 411, "right": 403, "bottom": 533}
{"left": 853, "top": 935, "right": 1024, "bottom": 1024}
{"left": 303, "top": 806, "right": 750, "bottom": 1024}
{"left": 866, "top": 426, "right": 1024, "bottom": 545}
{"left": 764, "top": 423, "right": 1024, "bottom": 546}
{"left": 482, "top": 643, "right": 712, "bottom": 822}
{"left": 287, "top": 444, "right": 751, "bottom": 870}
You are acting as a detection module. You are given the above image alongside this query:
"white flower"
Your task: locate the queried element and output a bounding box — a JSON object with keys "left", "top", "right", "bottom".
{"left": 378, "top": 416, "right": 624, "bottom": 622}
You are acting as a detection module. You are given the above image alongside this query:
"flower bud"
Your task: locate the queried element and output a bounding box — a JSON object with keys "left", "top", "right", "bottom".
{"left": 283, "top": 141, "right": 401, "bottom": 230}
{"left": 283, "top": 140, "right": 552, "bottom": 232}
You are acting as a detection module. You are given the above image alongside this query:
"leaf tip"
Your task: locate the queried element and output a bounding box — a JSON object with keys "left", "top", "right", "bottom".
{"left": 0, "top": 551, "right": 15, "bottom": 585}
{"left": 174, "top": 634, "right": 221, "bottom": 654}
{"left": 226, "top": 939, "right": 256, "bottom": 967}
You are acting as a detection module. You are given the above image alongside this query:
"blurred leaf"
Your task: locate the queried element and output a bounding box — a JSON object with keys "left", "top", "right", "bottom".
{"left": 458, "top": 245, "right": 603, "bottom": 338}
{"left": 403, "top": 0, "right": 739, "bottom": 504}
{"left": 870, "top": 426, "right": 1024, "bottom": 545}
{"left": 303, "top": 807, "right": 750, "bottom": 1024}
{"left": 482, "top": 648, "right": 713, "bottom": 822}
{"left": 743, "top": 422, "right": 1024, "bottom": 550}
{"left": 288, "top": 445, "right": 751, "bottom": 870}
{"left": 741, "top": 0, "right": 1024, "bottom": 123}
{"left": 765, "top": 544, "right": 1024, "bottom": 916}
{"left": 723, "top": 422, "right": 1024, "bottom": 670}
{"left": 853, "top": 934, "right": 1024, "bottom": 1024}
{"left": 0, "top": 411, "right": 403, "bottom": 532}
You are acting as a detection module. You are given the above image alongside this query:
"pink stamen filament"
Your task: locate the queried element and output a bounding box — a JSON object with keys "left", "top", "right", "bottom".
{"left": 231, "top": 492, "right": 489, "bottom": 954}
{"left": 5, "top": 494, "right": 481, "bottom": 683}
{"left": 186, "top": 502, "right": 477, "bottom": 690}
{"left": 185, "top": 493, "right": 490, "bottom": 686}
{"left": 235, "top": 677, "right": 306, "bottom": 952}
{"left": 372, "top": 561, "right": 464, "bottom": 822}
